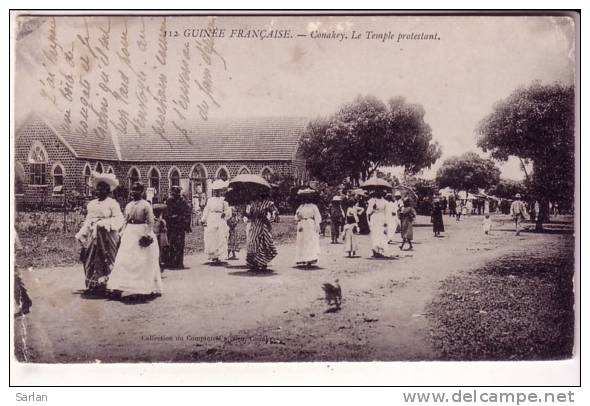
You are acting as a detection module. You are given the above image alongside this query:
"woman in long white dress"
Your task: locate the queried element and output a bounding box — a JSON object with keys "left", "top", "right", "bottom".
{"left": 201, "top": 181, "right": 231, "bottom": 263}
{"left": 294, "top": 189, "right": 322, "bottom": 266}
{"left": 366, "top": 190, "right": 390, "bottom": 257}
{"left": 384, "top": 193, "right": 397, "bottom": 243}
{"left": 107, "top": 182, "right": 163, "bottom": 297}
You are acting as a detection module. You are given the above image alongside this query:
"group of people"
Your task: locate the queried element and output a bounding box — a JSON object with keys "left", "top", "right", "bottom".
{"left": 200, "top": 181, "right": 279, "bottom": 272}
{"left": 299, "top": 189, "right": 419, "bottom": 263}
{"left": 79, "top": 171, "right": 538, "bottom": 301}
{"left": 75, "top": 173, "right": 194, "bottom": 300}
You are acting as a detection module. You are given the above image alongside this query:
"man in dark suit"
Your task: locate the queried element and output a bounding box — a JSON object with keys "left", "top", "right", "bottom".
{"left": 165, "top": 186, "right": 192, "bottom": 269}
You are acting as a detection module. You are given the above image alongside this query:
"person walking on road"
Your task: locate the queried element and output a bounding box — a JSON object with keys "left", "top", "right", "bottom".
{"left": 201, "top": 181, "right": 231, "bottom": 263}
{"left": 431, "top": 198, "right": 445, "bottom": 237}
{"left": 366, "top": 190, "right": 389, "bottom": 257}
{"left": 510, "top": 193, "right": 529, "bottom": 236}
{"left": 245, "top": 190, "right": 278, "bottom": 271}
{"left": 295, "top": 189, "right": 322, "bottom": 266}
{"left": 399, "top": 198, "right": 417, "bottom": 251}
{"left": 329, "top": 196, "right": 345, "bottom": 244}
{"left": 75, "top": 172, "right": 124, "bottom": 296}
{"left": 108, "top": 182, "right": 163, "bottom": 298}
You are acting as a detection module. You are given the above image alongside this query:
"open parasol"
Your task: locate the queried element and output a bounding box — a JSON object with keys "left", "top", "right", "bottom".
{"left": 226, "top": 174, "right": 271, "bottom": 205}
{"left": 360, "top": 177, "right": 393, "bottom": 190}
{"left": 229, "top": 174, "right": 271, "bottom": 189}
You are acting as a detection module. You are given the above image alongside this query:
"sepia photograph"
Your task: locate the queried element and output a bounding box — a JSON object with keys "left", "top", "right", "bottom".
{"left": 10, "top": 10, "right": 579, "bottom": 383}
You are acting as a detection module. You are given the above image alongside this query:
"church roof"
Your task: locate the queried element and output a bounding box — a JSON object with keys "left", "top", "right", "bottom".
{"left": 17, "top": 115, "right": 308, "bottom": 162}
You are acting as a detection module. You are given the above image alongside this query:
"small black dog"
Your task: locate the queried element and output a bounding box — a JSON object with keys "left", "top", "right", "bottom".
{"left": 322, "top": 280, "right": 342, "bottom": 308}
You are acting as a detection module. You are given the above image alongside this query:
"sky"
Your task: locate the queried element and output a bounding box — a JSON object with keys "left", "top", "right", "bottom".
{"left": 14, "top": 14, "right": 576, "bottom": 180}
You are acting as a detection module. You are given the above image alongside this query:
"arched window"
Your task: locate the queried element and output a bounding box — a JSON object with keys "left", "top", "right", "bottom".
{"left": 128, "top": 167, "right": 140, "bottom": 189}
{"left": 169, "top": 167, "right": 181, "bottom": 188}
{"left": 148, "top": 167, "right": 161, "bottom": 194}
{"left": 238, "top": 166, "right": 251, "bottom": 175}
{"left": 106, "top": 166, "right": 115, "bottom": 175}
{"left": 95, "top": 162, "right": 104, "bottom": 173}
{"left": 15, "top": 162, "right": 25, "bottom": 195}
{"left": 28, "top": 141, "right": 47, "bottom": 185}
{"left": 215, "top": 166, "right": 229, "bottom": 181}
{"left": 52, "top": 164, "right": 65, "bottom": 194}
{"left": 83, "top": 164, "right": 92, "bottom": 196}
{"left": 190, "top": 164, "right": 207, "bottom": 205}
{"left": 260, "top": 166, "right": 273, "bottom": 182}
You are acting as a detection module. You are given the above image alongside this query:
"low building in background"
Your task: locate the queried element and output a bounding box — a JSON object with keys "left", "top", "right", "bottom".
{"left": 15, "top": 115, "right": 309, "bottom": 208}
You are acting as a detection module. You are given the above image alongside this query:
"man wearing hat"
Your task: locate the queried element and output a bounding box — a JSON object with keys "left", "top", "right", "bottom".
{"left": 165, "top": 185, "right": 192, "bottom": 269}
{"left": 510, "top": 193, "right": 529, "bottom": 236}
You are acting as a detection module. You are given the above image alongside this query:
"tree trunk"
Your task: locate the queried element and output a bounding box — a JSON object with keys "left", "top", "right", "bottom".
{"left": 535, "top": 199, "right": 550, "bottom": 232}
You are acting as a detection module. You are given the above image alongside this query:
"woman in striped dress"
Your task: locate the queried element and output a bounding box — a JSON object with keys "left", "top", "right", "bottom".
{"left": 244, "top": 192, "right": 278, "bottom": 271}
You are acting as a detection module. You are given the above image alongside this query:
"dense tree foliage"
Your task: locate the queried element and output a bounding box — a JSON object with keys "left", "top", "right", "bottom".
{"left": 299, "top": 95, "right": 441, "bottom": 185}
{"left": 477, "top": 82, "right": 575, "bottom": 229}
{"left": 486, "top": 179, "right": 527, "bottom": 200}
{"left": 435, "top": 152, "right": 501, "bottom": 196}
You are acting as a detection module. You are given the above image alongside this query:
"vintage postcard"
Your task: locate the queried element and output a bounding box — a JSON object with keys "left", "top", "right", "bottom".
{"left": 11, "top": 11, "right": 579, "bottom": 385}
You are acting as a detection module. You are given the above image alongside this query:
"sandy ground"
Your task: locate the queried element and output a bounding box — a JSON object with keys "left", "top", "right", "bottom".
{"left": 14, "top": 214, "right": 574, "bottom": 363}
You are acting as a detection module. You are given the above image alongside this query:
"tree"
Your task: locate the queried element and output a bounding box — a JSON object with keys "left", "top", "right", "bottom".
{"left": 267, "top": 172, "right": 297, "bottom": 213}
{"left": 299, "top": 95, "right": 441, "bottom": 185}
{"left": 403, "top": 174, "right": 438, "bottom": 215}
{"left": 477, "top": 82, "right": 575, "bottom": 230}
{"left": 375, "top": 169, "right": 399, "bottom": 186}
{"left": 486, "top": 179, "right": 527, "bottom": 200}
{"left": 435, "top": 152, "right": 501, "bottom": 197}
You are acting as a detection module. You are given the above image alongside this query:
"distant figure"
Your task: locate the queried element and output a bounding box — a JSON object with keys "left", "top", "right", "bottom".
{"left": 192, "top": 196, "right": 201, "bottom": 226}
{"left": 153, "top": 205, "right": 169, "bottom": 273}
{"left": 431, "top": 198, "right": 445, "bottom": 237}
{"left": 346, "top": 200, "right": 364, "bottom": 224}
{"left": 357, "top": 196, "right": 370, "bottom": 235}
{"left": 484, "top": 199, "right": 490, "bottom": 215}
{"left": 456, "top": 202, "right": 463, "bottom": 222}
{"left": 227, "top": 208, "right": 241, "bottom": 260}
{"left": 448, "top": 197, "right": 457, "bottom": 218}
{"left": 342, "top": 215, "right": 359, "bottom": 257}
{"left": 510, "top": 193, "right": 529, "bottom": 236}
{"left": 329, "top": 196, "right": 345, "bottom": 243}
{"left": 399, "top": 198, "right": 417, "bottom": 251}
{"left": 165, "top": 186, "right": 192, "bottom": 269}
{"left": 319, "top": 206, "right": 330, "bottom": 237}
{"left": 483, "top": 213, "right": 492, "bottom": 234}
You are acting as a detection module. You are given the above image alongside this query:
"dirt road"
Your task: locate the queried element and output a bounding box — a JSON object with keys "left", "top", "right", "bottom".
{"left": 14, "top": 214, "right": 574, "bottom": 362}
